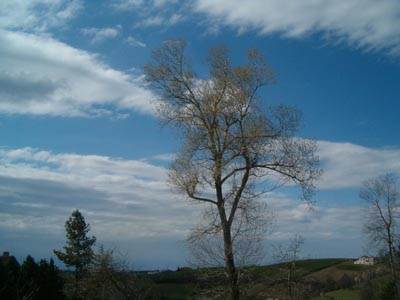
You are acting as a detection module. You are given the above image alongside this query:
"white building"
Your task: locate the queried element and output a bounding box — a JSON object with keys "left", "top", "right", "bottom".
{"left": 354, "top": 256, "right": 375, "bottom": 266}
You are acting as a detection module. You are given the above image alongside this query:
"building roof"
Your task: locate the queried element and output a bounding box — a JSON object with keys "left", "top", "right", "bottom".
{"left": 0, "top": 251, "right": 19, "bottom": 268}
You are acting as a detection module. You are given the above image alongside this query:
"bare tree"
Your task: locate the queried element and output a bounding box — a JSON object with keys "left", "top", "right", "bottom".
{"left": 360, "top": 173, "right": 400, "bottom": 283}
{"left": 273, "top": 234, "right": 305, "bottom": 300}
{"left": 187, "top": 201, "right": 273, "bottom": 298}
{"left": 81, "top": 246, "right": 152, "bottom": 300}
{"left": 144, "top": 39, "right": 321, "bottom": 300}
{"left": 187, "top": 200, "right": 273, "bottom": 268}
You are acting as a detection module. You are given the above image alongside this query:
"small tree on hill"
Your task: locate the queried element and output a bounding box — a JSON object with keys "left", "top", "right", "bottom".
{"left": 360, "top": 174, "right": 399, "bottom": 283}
{"left": 54, "top": 209, "right": 96, "bottom": 298}
{"left": 273, "top": 234, "right": 305, "bottom": 300}
{"left": 81, "top": 246, "right": 153, "bottom": 300}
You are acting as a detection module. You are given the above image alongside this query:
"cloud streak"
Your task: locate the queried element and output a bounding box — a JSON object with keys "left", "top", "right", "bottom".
{"left": 124, "top": 36, "right": 147, "bottom": 48}
{"left": 318, "top": 141, "right": 400, "bottom": 189}
{"left": 267, "top": 196, "right": 362, "bottom": 242}
{"left": 194, "top": 0, "right": 400, "bottom": 56}
{"left": 1, "top": 140, "right": 398, "bottom": 265}
{"left": 0, "top": 30, "right": 156, "bottom": 117}
{"left": 0, "top": 147, "right": 194, "bottom": 240}
{"left": 2, "top": 140, "right": 396, "bottom": 242}
{"left": 81, "top": 27, "right": 121, "bottom": 44}
{"left": 0, "top": 0, "right": 83, "bottom": 32}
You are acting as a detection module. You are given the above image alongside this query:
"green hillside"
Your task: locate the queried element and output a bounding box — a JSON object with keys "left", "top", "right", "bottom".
{"left": 146, "top": 258, "right": 387, "bottom": 300}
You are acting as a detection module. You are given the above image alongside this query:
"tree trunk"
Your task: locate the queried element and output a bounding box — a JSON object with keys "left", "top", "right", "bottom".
{"left": 386, "top": 228, "right": 397, "bottom": 281}
{"left": 288, "top": 264, "right": 293, "bottom": 300}
{"left": 222, "top": 221, "right": 240, "bottom": 300}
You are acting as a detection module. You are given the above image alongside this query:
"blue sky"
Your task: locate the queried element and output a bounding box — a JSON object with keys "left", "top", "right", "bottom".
{"left": 1, "top": 0, "right": 400, "bottom": 270}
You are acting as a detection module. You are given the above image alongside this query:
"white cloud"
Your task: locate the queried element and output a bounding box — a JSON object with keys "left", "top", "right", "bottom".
{"left": 81, "top": 27, "right": 120, "bottom": 44}
{"left": 318, "top": 141, "right": 400, "bottom": 189}
{"left": 1, "top": 140, "right": 398, "bottom": 263}
{"left": 152, "top": 0, "right": 179, "bottom": 8}
{"left": 0, "top": 0, "right": 83, "bottom": 32}
{"left": 266, "top": 195, "right": 362, "bottom": 241}
{"left": 111, "top": 0, "right": 178, "bottom": 11}
{"left": 124, "top": 36, "right": 147, "bottom": 48}
{"left": 0, "top": 145, "right": 368, "bottom": 243}
{"left": 0, "top": 29, "right": 156, "bottom": 117}
{"left": 110, "top": 0, "right": 144, "bottom": 11}
{"left": 194, "top": 0, "right": 400, "bottom": 56}
{"left": 1, "top": 140, "right": 397, "bottom": 241}
{"left": 152, "top": 153, "right": 176, "bottom": 161}
{"left": 0, "top": 147, "right": 196, "bottom": 240}
{"left": 111, "top": 0, "right": 186, "bottom": 28}
{"left": 140, "top": 15, "right": 165, "bottom": 27}
{"left": 168, "top": 13, "right": 184, "bottom": 25}
{"left": 138, "top": 13, "right": 185, "bottom": 27}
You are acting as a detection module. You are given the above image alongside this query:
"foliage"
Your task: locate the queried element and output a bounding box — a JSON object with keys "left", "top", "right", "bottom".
{"left": 54, "top": 209, "right": 96, "bottom": 299}
{"left": 0, "top": 255, "right": 20, "bottom": 300}
{"left": 312, "top": 288, "right": 361, "bottom": 300}
{"left": 54, "top": 210, "right": 96, "bottom": 276}
{"left": 0, "top": 255, "right": 64, "bottom": 300}
{"left": 79, "top": 245, "right": 155, "bottom": 300}
{"left": 379, "top": 280, "right": 398, "bottom": 300}
{"left": 37, "top": 258, "right": 65, "bottom": 300}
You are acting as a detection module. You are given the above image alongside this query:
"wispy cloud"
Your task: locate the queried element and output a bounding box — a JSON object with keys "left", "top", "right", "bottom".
{"left": 266, "top": 195, "right": 362, "bottom": 241}
{"left": 110, "top": 0, "right": 144, "bottom": 11}
{"left": 136, "top": 14, "right": 185, "bottom": 28}
{"left": 110, "top": 0, "right": 186, "bottom": 28}
{"left": 318, "top": 141, "right": 400, "bottom": 189}
{"left": 139, "top": 15, "right": 165, "bottom": 27}
{"left": 0, "top": 29, "right": 156, "bottom": 117}
{"left": 124, "top": 36, "right": 147, "bottom": 47}
{"left": 0, "top": 147, "right": 194, "bottom": 240}
{"left": 152, "top": 153, "right": 176, "bottom": 161}
{"left": 81, "top": 26, "right": 121, "bottom": 44}
{"left": 2, "top": 140, "right": 397, "bottom": 245}
{"left": 194, "top": 0, "right": 400, "bottom": 56}
{"left": 1, "top": 140, "right": 397, "bottom": 263}
{"left": 111, "top": 0, "right": 179, "bottom": 11}
{"left": 0, "top": 0, "right": 83, "bottom": 32}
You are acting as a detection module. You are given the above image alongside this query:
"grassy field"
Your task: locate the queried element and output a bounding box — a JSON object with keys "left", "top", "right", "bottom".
{"left": 335, "top": 260, "right": 368, "bottom": 271}
{"left": 312, "top": 288, "right": 361, "bottom": 300}
{"left": 145, "top": 258, "right": 387, "bottom": 299}
{"left": 295, "top": 258, "right": 349, "bottom": 272}
{"left": 247, "top": 258, "right": 350, "bottom": 279}
{"left": 152, "top": 283, "right": 197, "bottom": 300}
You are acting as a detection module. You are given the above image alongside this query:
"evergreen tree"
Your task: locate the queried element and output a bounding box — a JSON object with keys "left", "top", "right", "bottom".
{"left": 37, "top": 258, "right": 64, "bottom": 300}
{"left": 0, "top": 254, "right": 20, "bottom": 300}
{"left": 19, "top": 255, "right": 39, "bottom": 299}
{"left": 54, "top": 209, "right": 96, "bottom": 297}
{"left": 0, "top": 254, "right": 64, "bottom": 300}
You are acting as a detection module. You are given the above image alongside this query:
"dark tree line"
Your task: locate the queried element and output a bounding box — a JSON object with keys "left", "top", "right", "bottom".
{"left": 0, "top": 254, "right": 64, "bottom": 300}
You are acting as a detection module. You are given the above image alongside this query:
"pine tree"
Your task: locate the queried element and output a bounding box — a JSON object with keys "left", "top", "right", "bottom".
{"left": 19, "top": 255, "right": 39, "bottom": 299}
{"left": 54, "top": 209, "right": 96, "bottom": 297}
{"left": 0, "top": 255, "right": 20, "bottom": 300}
{"left": 37, "top": 258, "right": 64, "bottom": 300}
